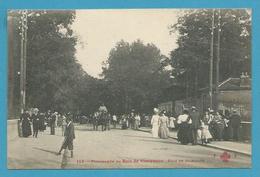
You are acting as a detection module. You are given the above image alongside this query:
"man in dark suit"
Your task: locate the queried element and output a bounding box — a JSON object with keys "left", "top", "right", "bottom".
{"left": 190, "top": 106, "right": 201, "bottom": 145}
{"left": 31, "top": 108, "right": 40, "bottom": 138}
{"left": 57, "top": 116, "right": 75, "bottom": 158}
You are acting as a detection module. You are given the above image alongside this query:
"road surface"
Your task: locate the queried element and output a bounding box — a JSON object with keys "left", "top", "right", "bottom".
{"left": 8, "top": 124, "right": 251, "bottom": 169}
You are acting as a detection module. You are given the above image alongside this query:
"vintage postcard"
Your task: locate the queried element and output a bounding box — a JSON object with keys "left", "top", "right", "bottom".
{"left": 7, "top": 9, "right": 251, "bottom": 169}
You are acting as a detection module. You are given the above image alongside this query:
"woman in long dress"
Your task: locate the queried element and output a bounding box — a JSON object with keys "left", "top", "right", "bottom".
{"left": 158, "top": 111, "right": 169, "bottom": 139}
{"left": 20, "top": 110, "right": 32, "bottom": 137}
{"left": 177, "top": 110, "right": 192, "bottom": 144}
{"left": 151, "top": 108, "right": 160, "bottom": 138}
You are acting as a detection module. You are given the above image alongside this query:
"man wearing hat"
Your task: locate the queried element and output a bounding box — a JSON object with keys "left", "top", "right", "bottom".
{"left": 31, "top": 108, "right": 40, "bottom": 138}
{"left": 190, "top": 106, "right": 201, "bottom": 145}
{"left": 57, "top": 116, "right": 75, "bottom": 158}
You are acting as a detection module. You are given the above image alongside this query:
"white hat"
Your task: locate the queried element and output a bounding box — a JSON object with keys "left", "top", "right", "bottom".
{"left": 153, "top": 108, "right": 159, "bottom": 113}
{"left": 191, "top": 106, "right": 196, "bottom": 110}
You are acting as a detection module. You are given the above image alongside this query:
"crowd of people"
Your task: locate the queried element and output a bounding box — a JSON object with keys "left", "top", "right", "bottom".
{"left": 19, "top": 108, "right": 72, "bottom": 138}
{"left": 150, "top": 106, "right": 242, "bottom": 145}
{"left": 18, "top": 104, "right": 242, "bottom": 157}
{"left": 19, "top": 108, "right": 76, "bottom": 157}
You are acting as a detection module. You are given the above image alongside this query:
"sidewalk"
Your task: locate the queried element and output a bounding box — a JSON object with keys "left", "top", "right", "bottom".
{"left": 138, "top": 127, "right": 251, "bottom": 156}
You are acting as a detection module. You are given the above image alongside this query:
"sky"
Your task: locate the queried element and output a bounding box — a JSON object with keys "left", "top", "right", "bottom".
{"left": 71, "top": 9, "right": 181, "bottom": 78}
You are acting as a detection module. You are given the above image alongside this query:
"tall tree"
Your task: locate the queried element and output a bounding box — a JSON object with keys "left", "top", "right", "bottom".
{"left": 8, "top": 10, "right": 95, "bottom": 115}
{"left": 102, "top": 40, "right": 172, "bottom": 114}
{"left": 169, "top": 9, "right": 251, "bottom": 96}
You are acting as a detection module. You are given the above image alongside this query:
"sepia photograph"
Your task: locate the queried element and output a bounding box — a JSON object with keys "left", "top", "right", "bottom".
{"left": 7, "top": 9, "right": 251, "bottom": 169}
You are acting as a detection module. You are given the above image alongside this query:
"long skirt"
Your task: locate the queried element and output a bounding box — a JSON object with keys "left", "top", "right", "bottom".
{"left": 201, "top": 126, "right": 212, "bottom": 140}
{"left": 177, "top": 123, "right": 191, "bottom": 144}
{"left": 22, "top": 120, "right": 32, "bottom": 137}
{"left": 159, "top": 125, "right": 169, "bottom": 139}
{"left": 152, "top": 125, "right": 159, "bottom": 138}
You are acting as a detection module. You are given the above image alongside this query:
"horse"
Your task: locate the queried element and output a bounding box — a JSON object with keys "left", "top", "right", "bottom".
{"left": 92, "top": 112, "right": 110, "bottom": 131}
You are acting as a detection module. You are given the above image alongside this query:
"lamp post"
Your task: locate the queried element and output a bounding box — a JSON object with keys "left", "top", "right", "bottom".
{"left": 19, "top": 10, "right": 28, "bottom": 114}
{"left": 209, "top": 9, "right": 215, "bottom": 110}
{"left": 215, "top": 9, "right": 221, "bottom": 110}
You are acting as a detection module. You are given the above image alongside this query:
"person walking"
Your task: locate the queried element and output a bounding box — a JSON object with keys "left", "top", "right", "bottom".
{"left": 61, "top": 115, "right": 67, "bottom": 136}
{"left": 57, "top": 116, "right": 75, "bottom": 158}
{"left": 20, "top": 110, "right": 32, "bottom": 137}
{"left": 134, "top": 113, "right": 141, "bottom": 130}
{"left": 190, "top": 106, "right": 200, "bottom": 145}
{"left": 151, "top": 108, "right": 160, "bottom": 138}
{"left": 177, "top": 110, "right": 192, "bottom": 145}
{"left": 158, "top": 110, "right": 169, "bottom": 139}
{"left": 38, "top": 113, "right": 46, "bottom": 131}
{"left": 229, "top": 110, "right": 241, "bottom": 141}
{"left": 31, "top": 108, "right": 40, "bottom": 138}
{"left": 121, "top": 114, "right": 128, "bottom": 130}
{"left": 129, "top": 111, "right": 135, "bottom": 129}
{"left": 50, "top": 112, "right": 57, "bottom": 135}
{"left": 112, "top": 114, "right": 117, "bottom": 129}
{"left": 214, "top": 112, "right": 225, "bottom": 141}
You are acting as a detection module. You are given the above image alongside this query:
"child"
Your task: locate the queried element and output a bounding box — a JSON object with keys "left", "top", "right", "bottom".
{"left": 201, "top": 121, "right": 212, "bottom": 145}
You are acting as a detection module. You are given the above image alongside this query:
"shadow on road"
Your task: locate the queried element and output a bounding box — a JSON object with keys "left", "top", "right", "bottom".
{"left": 33, "top": 147, "right": 58, "bottom": 155}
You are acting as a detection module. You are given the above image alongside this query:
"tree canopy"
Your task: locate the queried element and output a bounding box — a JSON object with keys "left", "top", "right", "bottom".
{"left": 8, "top": 9, "right": 251, "bottom": 118}
{"left": 102, "top": 40, "right": 172, "bottom": 114}
{"left": 169, "top": 9, "right": 251, "bottom": 96}
{"left": 8, "top": 10, "right": 98, "bottom": 116}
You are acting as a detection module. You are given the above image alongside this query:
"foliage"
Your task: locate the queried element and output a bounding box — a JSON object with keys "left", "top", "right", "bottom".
{"left": 169, "top": 9, "right": 251, "bottom": 95}
{"left": 8, "top": 10, "right": 96, "bottom": 115}
{"left": 102, "top": 40, "right": 172, "bottom": 114}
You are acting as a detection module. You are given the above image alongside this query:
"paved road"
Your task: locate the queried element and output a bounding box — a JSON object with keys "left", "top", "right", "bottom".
{"left": 8, "top": 124, "right": 251, "bottom": 169}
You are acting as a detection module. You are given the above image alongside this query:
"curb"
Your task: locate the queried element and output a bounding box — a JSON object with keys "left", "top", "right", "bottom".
{"left": 204, "top": 144, "right": 251, "bottom": 156}
{"left": 138, "top": 128, "right": 251, "bottom": 157}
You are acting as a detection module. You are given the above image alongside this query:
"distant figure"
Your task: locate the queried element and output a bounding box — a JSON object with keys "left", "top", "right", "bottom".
{"left": 151, "top": 108, "right": 160, "bottom": 138}
{"left": 61, "top": 115, "right": 67, "bottom": 136}
{"left": 134, "top": 113, "right": 141, "bottom": 130}
{"left": 214, "top": 112, "right": 225, "bottom": 141}
{"left": 58, "top": 117, "right": 75, "bottom": 158}
{"left": 229, "top": 110, "right": 241, "bottom": 141}
{"left": 50, "top": 112, "right": 57, "bottom": 135}
{"left": 38, "top": 113, "right": 46, "bottom": 131}
{"left": 112, "top": 115, "right": 117, "bottom": 129}
{"left": 169, "top": 115, "right": 176, "bottom": 130}
{"left": 129, "top": 111, "right": 135, "bottom": 129}
{"left": 20, "top": 110, "right": 32, "bottom": 137}
{"left": 31, "top": 108, "right": 40, "bottom": 138}
{"left": 121, "top": 114, "right": 128, "bottom": 130}
{"left": 98, "top": 103, "right": 108, "bottom": 113}
{"left": 200, "top": 120, "right": 212, "bottom": 145}
{"left": 190, "top": 106, "right": 200, "bottom": 145}
{"left": 158, "top": 110, "right": 169, "bottom": 139}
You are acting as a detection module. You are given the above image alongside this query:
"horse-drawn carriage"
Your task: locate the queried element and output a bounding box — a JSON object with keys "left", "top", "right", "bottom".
{"left": 92, "top": 111, "right": 111, "bottom": 131}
